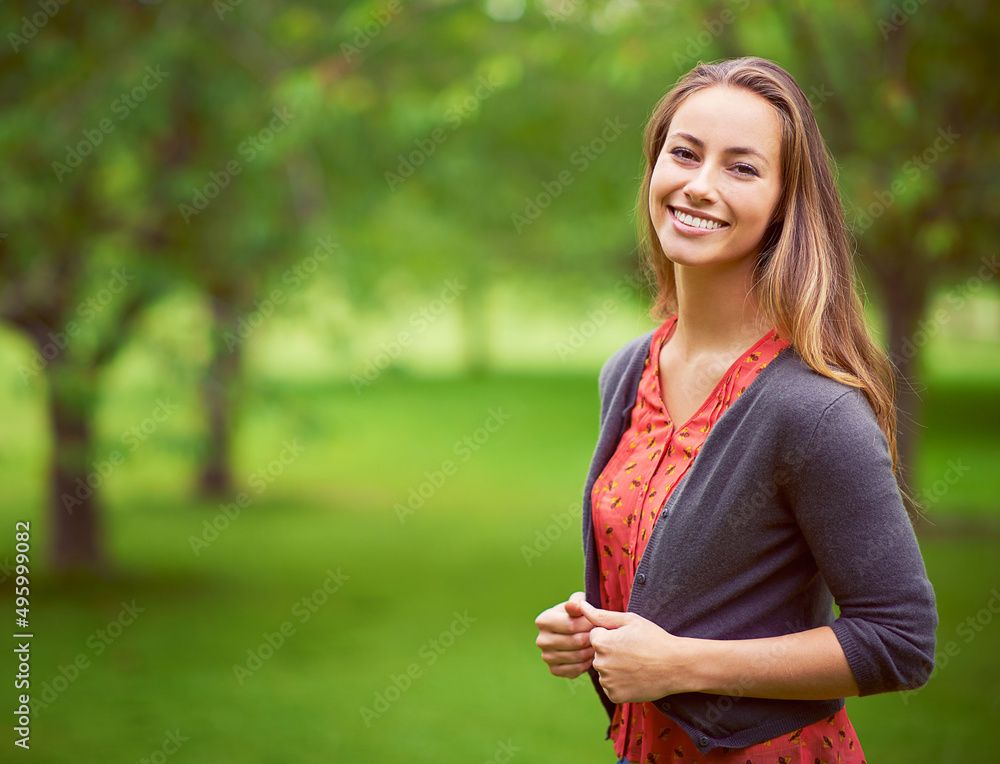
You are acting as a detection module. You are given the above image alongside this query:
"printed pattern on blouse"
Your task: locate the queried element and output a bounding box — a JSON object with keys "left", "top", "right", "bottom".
{"left": 591, "top": 316, "right": 864, "bottom": 763}
{"left": 619, "top": 706, "right": 866, "bottom": 763}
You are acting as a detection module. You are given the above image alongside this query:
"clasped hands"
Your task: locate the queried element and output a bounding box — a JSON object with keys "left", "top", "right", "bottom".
{"left": 534, "top": 591, "right": 694, "bottom": 704}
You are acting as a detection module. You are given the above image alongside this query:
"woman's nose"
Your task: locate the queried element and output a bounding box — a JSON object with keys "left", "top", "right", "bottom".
{"left": 683, "top": 164, "right": 718, "bottom": 203}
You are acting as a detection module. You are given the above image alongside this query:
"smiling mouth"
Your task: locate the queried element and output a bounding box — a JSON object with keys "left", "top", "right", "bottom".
{"left": 669, "top": 207, "right": 728, "bottom": 231}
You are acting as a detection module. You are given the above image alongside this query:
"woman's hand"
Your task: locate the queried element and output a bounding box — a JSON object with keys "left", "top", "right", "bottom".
{"left": 534, "top": 592, "right": 596, "bottom": 679}
{"left": 580, "top": 600, "right": 691, "bottom": 703}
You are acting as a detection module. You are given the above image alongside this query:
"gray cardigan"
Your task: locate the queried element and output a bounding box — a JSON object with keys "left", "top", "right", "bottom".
{"left": 582, "top": 331, "right": 937, "bottom": 754}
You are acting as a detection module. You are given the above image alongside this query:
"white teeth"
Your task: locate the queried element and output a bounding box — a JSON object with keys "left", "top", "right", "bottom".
{"left": 673, "top": 209, "right": 723, "bottom": 230}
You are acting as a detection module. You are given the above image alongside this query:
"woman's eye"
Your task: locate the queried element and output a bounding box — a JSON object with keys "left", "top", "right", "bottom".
{"left": 669, "top": 147, "right": 696, "bottom": 161}
{"left": 733, "top": 163, "right": 759, "bottom": 177}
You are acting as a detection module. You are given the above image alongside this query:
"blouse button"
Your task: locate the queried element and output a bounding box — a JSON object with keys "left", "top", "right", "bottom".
{"left": 698, "top": 736, "right": 709, "bottom": 747}
{"left": 635, "top": 573, "right": 646, "bottom": 585}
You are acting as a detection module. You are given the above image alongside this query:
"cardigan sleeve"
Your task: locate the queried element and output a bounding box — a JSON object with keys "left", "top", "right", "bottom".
{"left": 789, "top": 388, "right": 937, "bottom": 696}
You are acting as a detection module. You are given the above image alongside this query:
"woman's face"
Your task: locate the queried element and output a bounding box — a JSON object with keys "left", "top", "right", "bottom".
{"left": 648, "top": 85, "right": 783, "bottom": 272}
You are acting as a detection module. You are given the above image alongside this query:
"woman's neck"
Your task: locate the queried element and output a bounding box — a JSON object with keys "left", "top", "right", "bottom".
{"left": 670, "top": 259, "right": 771, "bottom": 361}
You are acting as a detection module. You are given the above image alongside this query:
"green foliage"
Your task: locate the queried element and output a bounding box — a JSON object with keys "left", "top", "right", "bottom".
{"left": 2, "top": 0, "right": 996, "bottom": 313}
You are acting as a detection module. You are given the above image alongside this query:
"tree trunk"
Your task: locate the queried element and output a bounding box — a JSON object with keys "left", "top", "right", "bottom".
{"left": 871, "top": 261, "right": 931, "bottom": 523}
{"left": 198, "top": 297, "right": 241, "bottom": 499}
{"left": 460, "top": 271, "right": 490, "bottom": 378}
{"left": 47, "top": 362, "right": 107, "bottom": 575}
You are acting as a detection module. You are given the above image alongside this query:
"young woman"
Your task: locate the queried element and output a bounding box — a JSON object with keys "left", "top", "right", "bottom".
{"left": 534, "top": 57, "right": 937, "bottom": 763}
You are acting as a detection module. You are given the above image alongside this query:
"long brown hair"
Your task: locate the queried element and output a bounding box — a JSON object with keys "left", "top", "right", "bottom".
{"left": 636, "top": 57, "right": 901, "bottom": 475}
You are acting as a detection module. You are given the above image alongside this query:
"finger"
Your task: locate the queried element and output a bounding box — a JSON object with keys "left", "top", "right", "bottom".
{"left": 598, "top": 678, "right": 622, "bottom": 703}
{"left": 534, "top": 606, "right": 573, "bottom": 633}
{"left": 536, "top": 629, "right": 591, "bottom": 651}
{"left": 540, "top": 646, "right": 595, "bottom": 666}
{"left": 536, "top": 606, "right": 593, "bottom": 635}
{"left": 565, "top": 613, "right": 595, "bottom": 633}
{"left": 548, "top": 657, "right": 594, "bottom": 679}
{"left": 592, "top": 651, "right": 613, "bottom": 680}
{"left": 588, "top": 625, "right": 609, "bottom": 649}
{"left": 579, "top": 600, "right": 630, "bottom": 629}
{"left": 564, "top": 592, "right": 587, "bottom": 617}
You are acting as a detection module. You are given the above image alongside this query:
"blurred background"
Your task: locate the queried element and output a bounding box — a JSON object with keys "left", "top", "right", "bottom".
{"left": 0, "top": 0, "right": 998, "bottom": 761}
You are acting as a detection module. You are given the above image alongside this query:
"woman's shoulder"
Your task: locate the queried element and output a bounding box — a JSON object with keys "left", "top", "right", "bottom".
{"left": 733, "top": 349, "right": 891, "bottom": 481}
{"left": 759, "top": 347, "right": 879, "bottom": 428}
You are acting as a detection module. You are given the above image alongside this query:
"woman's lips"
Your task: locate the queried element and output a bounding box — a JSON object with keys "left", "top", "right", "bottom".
{"left": 669, "top": 206, "right": 729, "bottom": 236}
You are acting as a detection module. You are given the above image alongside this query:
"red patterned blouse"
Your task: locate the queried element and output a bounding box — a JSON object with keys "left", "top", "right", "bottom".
{"left": 591, "top": 315, "right": 867, "bottom": 763}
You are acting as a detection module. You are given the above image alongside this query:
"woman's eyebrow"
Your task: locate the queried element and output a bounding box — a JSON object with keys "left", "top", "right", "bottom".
{"left": 670, "top": 131, "right": 768, "bottom": 162}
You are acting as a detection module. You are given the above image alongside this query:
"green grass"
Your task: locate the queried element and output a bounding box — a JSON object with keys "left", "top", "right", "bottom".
{"left": 0, "top": 369, "right": 998, "bottom": 763}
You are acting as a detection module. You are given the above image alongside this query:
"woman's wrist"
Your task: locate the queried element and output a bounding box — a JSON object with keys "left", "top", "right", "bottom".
{"left": 663, "top": 627, "right": 859, "bottom": 701}
{"left": 669, "top": 635, "right": 716, "bottom": 695}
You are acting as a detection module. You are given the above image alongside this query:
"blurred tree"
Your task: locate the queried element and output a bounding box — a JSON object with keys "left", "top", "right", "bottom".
{"left": 751, "top": 0, "right": 1000, "bottom": 500}
{"left": 154, "top": 6, "right": 319, "bottom": 498}
{"left": 325, "top": 0, "right": 652, "bottom": 373}
{"left": 1, "top": 0, "right": 993, "bottom": 575}
{"left": 0, "top": 5, "right": 180, "bottom": 572}
{"left": 0, "top": 2, "right": 321, "bottom": 569}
